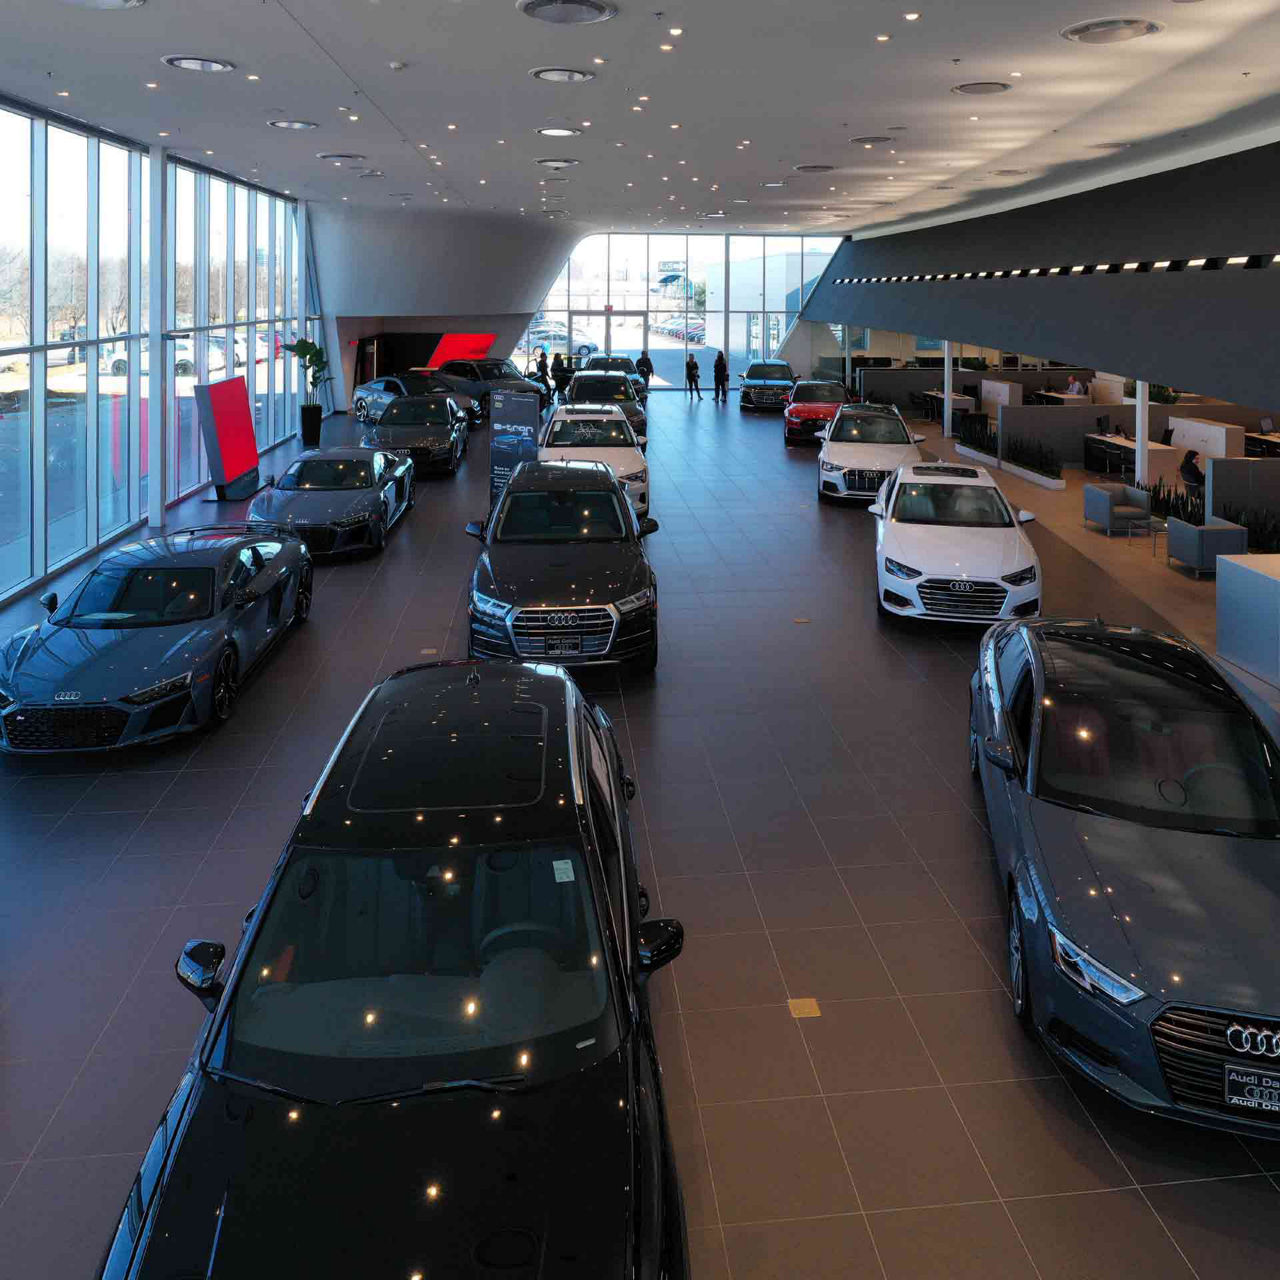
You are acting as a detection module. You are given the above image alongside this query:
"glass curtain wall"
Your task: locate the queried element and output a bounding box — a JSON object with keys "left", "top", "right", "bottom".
{"left": 517, "top": 233, "right": 841, "bottom": 387}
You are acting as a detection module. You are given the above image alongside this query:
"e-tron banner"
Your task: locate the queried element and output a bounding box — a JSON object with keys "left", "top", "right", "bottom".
{"left": 489, "top": 391, "right": 542, "bottom": 509}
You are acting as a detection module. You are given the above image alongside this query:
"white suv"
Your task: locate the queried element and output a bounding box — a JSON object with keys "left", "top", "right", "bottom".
{"left": 818, "top": 406, "right": 925, "bottom": 500}
{"left": 539, "top": 403, "right": 650, "bottom": 515}
{"left": 871, "top": 463, "right": 1041, "bottom": 622}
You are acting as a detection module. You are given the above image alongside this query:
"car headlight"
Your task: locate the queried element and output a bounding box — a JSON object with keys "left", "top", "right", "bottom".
{"left": 616, "top": 587, "right": 654, "bottom": 613}
{"left": 820, "top": 459, "right": 841, "bottom": 472}
{"left": 884, "top": 557, "right": 922, "bottom": 580}
{"left": 619, "top": 468, "right": 647, "bottom": 485}
{"left": 122, "top": 670, "right": 193, "bottom": 706}
{"left": 1049, "top": 926, "right": 1145, "bottom": 1006}
{"left": 1002, "top": 564, "right": 1038, "bottom": 587}
{"left": 471, "top": 591, "right": 513, "bottom": 621}
{"left": 334, "top": 512, "right": 371, "bottom": 528}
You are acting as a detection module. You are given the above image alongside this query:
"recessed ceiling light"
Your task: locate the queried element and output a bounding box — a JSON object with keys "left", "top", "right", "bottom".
{"left": 669, "top": 26, "right": 683, "bottom": 35}
{"left": 447, "top": 123, "right": 457, "bottom": 130}
{"left": 271, "top": 119, "right": 318, "bottom": 130}
{"left": 498, "top": 139, "right": 506, "bottom": 144}
{"left": 794, "top": 163, "right": 834, "bottom": 172}
{"left": 417, "top": 143, "right": 429, "bottom": 149}
{"left": 732, "top": 198, "right": 749, "bottom": 203}
{"left": 581, "top": 120, "right": 592, "bottom": 127}
{"left": 341, "top": 196, "right": 348, "bottom": 200}
{"left": 952, "top": 81, "right": 1013, "bottom": 95}
{"left": 659, "top": 43, "right": 674, "bottom": 51}
{"left": 162, "top": 55, "right": 236, "bottom": 72}
{"left": 157, "top": 130, "right": 169, "bottom": 137}
{"left": 530, "top": 66, "right": 596, "bottom": 84}
{"left": 614, "top": 141, "right": 625, "bottom": 147}
{"left": 593, "top": 56, "right": 607, "bottom": 64}
{"left": 204, "top": 149, "right": 214, "bottom": 156}
{"left": 760, "top": 180, "right": 787, "bottom": 188}
{"left": 55, "top": 90, "right": 70, "bottom": 97}
{"left": 968, "top": 115, "right": 980, "bottom": 121}
{"left": 670, "top": 123, "right": 681, "bottom": 129}
{"left": 388, "top": 60, "right": 406, "bottom": 70}
{"left": 903, "top": 10, "right": 920, "bottom": 18}
{"left": 347, "top": 114, "right": 359, "bottom": 122}
{"left": 245, "top": 74, "right": 260, "bottom": 82}
{"left": 536, "top": 157, "right": 581, "bottom": 169}
{"left": 520, "top": 0, "right": 617, "bottom": 23}
{"left": 316, "top": 152, "right": 365, "bottom": 161}
{"left": 539, "top": 126, "right": 582, "bottom": 136}
{"left": 1010, "top": 71, "right": 1023, "bottom": 77}
{"left": 1061, "top": 18, "right": 1162, "bottom": 44}
{"left": 638, "top": 95, "right": 649, "bottom": 102}
{"left": 876, "top": 33, "right": 891, "bottom": 42}
{"left": 144, "top": 81, "right": 158, "bottom": 89}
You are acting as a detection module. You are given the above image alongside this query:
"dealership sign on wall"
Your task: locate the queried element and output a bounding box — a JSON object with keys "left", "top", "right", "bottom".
{"left": 488, "top": 391, "right": 543, "bottom": 508}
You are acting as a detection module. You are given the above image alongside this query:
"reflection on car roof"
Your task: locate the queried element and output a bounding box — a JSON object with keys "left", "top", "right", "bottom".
{"left": 510, "top": 459, "right": 616, "bottom": 490}
{"left": 910, "top": 464, "right": 985, "bottom": 481}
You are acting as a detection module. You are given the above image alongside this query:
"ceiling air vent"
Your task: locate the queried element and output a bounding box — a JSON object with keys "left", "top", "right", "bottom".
{"left": 536, "top": 158, "right": 580, "bottom": 170}
{"left": 518, "top": 0, "right": 617, "bottom": 24}
{"left": 794, "top": 164, "right": 835, "bottom": 173}
{"left": 1061, "top": 18, "right": 1163, "bottom": 43}
{"left": 850, "top": 136, "right": 891, "bottom": 145}
{"left": 991, "top": 169, "right": 1029, "bottom": 176}
{"left": 952, "top": 81, "right": 1012, "bottom": 95}
{"left": 530, "top": 67, "right": 596, "bottom": 83}
{"left": 316, "top": 153, "right": 366, "bottom": 161}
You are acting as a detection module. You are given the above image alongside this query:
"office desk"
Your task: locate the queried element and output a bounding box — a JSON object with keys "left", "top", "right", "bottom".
{"left": 1245, "top": 433, "right": 1280, "bottom": 458}
{"left": 1085, "top": 433, "right": 1180, "bottom": 487}
{"left": 924, "top": 390, "right": 974, "bottom": 414}
{"left": 1043, "top": 393, "right": 1091, "bottom": 405}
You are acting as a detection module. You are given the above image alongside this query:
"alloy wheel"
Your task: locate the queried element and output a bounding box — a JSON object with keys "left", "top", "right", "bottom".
{"left": 1008, "top": 898, "right": 1031, "bottom": 1023}
{"left": 969, "top": 725, "right": 981, "bottom": 776}
{"left": 293, "top": 568, "right": 312, "bottom": 624}
{"left": 407, "top": 478, "right": 417, "bottom": 509}
{"left": 211, "top": 648, "right": 238, "bottom": 723}
{"left": 354, "top": 400, "right": 368, "bottom": 422}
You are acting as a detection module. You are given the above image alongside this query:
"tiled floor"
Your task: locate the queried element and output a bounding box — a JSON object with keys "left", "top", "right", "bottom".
{"left": 1, "top": 395, "right": 1277, "bottom": 1277}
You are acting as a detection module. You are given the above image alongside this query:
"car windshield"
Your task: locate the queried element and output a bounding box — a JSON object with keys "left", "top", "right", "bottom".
{"left": 219, "top": 844, "right": 617, "bottom": 1102}
{"left": 475, "top": 360, "right": 521, "bottom": 380}
{"left": 55, "top": 566, "right": 214, "bottom": 629}
{"left": 399, "top": 374, "right": 444, "bottom": 395}
{"left": 793, "top": 383, "right": 845, "bottom": 403}
{"left": 830, "top": 413, "right": 910, "bottom": 445}
{"left": 1037, "top": 655, "right": 1280, "bottom": 835}
{"left": 745, "top": 363, "right": 791, "bottom": 380}
{"left": 278, "top": 459, "right": 371, "bottom": 491}
{"left": 891, "top": 482, "right": 1012, "bottom": 526}
{"left": 381, "top": 399, "right": 450, "bottom": 427}
{"left": 589, "top": 358, "right": 637, "bottom": 375}
{"left": 496, "top": 489, "right": 628, "bottom": 542}
{"left": 545, "top": 418, "right": 636, "bottom": 448}
{"left": 572, "top": 377, "right": 635, "bottom": 404}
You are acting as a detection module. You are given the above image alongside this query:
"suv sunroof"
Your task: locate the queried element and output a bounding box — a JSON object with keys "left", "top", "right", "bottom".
{"left": 913, "top": 464, "right": 981, "bottom": 478}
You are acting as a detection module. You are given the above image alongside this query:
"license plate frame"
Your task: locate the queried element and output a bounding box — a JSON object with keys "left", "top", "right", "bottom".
{"left": 1223, "top": 1062, "right": 1280, "bottom": 1113}
{"left": 545, "top": 635, "right": 582, "bottom": 657}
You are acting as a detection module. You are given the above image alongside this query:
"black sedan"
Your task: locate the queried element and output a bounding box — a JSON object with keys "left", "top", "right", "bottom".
{"left": 739, "top": 359, "right": 796, "bottom": 411}
{"left": 467, "top": 460, "right": 659, "bottom": 670}
{"left": 95, "top": 660, "right": 687, "bottom": 1280}
{"left": 971, "top": 617, "right": 1280, "bottom": 1136}
{"left": 361, "top": 393, "right": 469, "bottom": 474}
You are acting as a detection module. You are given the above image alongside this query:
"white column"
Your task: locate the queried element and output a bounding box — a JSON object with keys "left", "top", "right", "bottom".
{"left": 30, "top": 120, "right": 48, "bottom": 575}
{"left": 1135, "top": 379, "right": 1150, "bottom": 487}
{"left": 147, "top": 145, "right": 166, "bottom": 527}
{"left": 942, "top": 339, "right": 954, "bottom": 438}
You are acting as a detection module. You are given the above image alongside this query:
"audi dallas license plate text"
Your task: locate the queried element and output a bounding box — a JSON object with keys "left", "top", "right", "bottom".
{"left": 1224, "top": 1063, "right": 1280, "bottom": 1113}
{"left": 545, "top": 635, "right": 581, "bottom": 657}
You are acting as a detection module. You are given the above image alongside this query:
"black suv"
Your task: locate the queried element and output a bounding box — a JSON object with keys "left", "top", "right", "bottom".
{"left": 96, "top": 660, "right": 687, "bottom": 1279}
{"left": 467, "top": 460, "right": 659, "bottom": 670}
{"left": 739, "top": 359, "right": 797, "bottom": 411}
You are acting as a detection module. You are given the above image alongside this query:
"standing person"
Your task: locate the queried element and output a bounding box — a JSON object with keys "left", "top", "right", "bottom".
{"left": 551, "top": 352, "right": 568, "bottom": 401}
{"left": 685, "top": 353, "right": 703, "bottom": 400}
{"left": 536, "top": 348, "right": 551, "bottom": 402}
{"left": 712, "top": 350, "right": 729, "bottom": 404}
{"left": 636, "top": 349, "right": 654, "bottom": 391}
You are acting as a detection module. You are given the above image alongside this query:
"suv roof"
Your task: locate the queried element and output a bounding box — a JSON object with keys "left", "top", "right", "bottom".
{"left": 300, "top": 662, "right": 585, "bottom": 850}
{"left": 549, "top": 402, "right": 627, "bottom": 420}
{"left": 908, "top": 463, "right": 990, "bottom": 484}
{"left": 509, "top": 458, "right": 618, "bottom": 491}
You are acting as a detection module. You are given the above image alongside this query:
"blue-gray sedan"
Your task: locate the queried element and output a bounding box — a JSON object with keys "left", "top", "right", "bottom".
{"left": 970, "top": 617, "right": 1280, "bottom": 1136}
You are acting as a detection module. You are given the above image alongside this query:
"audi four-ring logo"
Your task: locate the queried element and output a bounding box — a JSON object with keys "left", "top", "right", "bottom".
{"left": 543, "top": 613, "right": 578, "bottom": 628}
{"left": 53, "top": 691, "right": 82, "bottom": 702}
{"left": 949, "top": 581, "right": 975, "bottom": 593}
{"left": 1226, "top": 1023, "right": 1280, "bottom": 1058}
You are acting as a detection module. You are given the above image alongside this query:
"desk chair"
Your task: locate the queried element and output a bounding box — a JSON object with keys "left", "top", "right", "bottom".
{"left": 1100, "top": 441, "right": 1126, "bottom": 476}
{"left": 1095, "top": 414, "right": 1111, "bottom": 435}
{"left": 1261, "top": 417, "right": 1275, "bottom": 435}
{"left": 1160, "top": 427, "right": 1174, "bottom": 446}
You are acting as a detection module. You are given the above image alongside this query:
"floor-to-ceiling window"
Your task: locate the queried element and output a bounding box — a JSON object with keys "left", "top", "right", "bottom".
{"left": 515, "top": 233, "right": 841, "bottom": 386}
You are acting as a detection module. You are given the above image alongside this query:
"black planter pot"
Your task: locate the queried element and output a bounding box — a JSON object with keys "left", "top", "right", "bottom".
{"left": 300, "top": 403, "right": 323, "bottom": 448}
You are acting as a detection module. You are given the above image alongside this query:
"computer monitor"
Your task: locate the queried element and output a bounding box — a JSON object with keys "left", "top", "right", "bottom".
{"left": 1261, "top": 417, "right": 1274, "bottom": 435}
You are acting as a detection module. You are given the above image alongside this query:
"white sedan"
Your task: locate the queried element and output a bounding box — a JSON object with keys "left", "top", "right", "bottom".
{"left": 538, "top": 403, "right": 650, "bottom": 515}
{"left": 818, "top": 406, "right": 926, "bottom": 500}
{"left": 871, "top": 463, "right": 1041, "bottom": 622}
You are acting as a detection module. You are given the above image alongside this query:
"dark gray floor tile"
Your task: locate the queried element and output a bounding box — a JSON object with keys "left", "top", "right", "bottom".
{"left": 897, "top": 810, "right": 993, "bottom": 861}
{"left": 869, "top": 919, "right": 1002, "bottom": 995}
{"left": 141, "top": 902, "right": 253, "bottom": 973}
{"left": 839, "top": 864, "right": 957, "bottom": 924}
{"left": 0, "top": 1058, "right": 79, "bottom": 1160}
{"left": 72, "top": 770, "right": 183, "bottom": 814}
{"left": 733, "top": 814, "right": 832, "bottom": 873}
{"left": 122, "top": 805, "right": 228, "bottom": 856}
{"left": 1143, "top": 1175, "right": 1280, "bottom": 1276}
{"left": 647, "top": 824, "right": 743, "bottom": 878}
{"left": 687, "top": 1227, "right": 730, "bottom": 1280}
{"left": 770, "top": 926, "right": 895, "bottom": 1002}
{"left": 925, "top": 855, "right": 1004, "bottom": 918}
{"left": 799, "top": 998, "right": 940, "bottom": 1095}
{"left": 816, "top": 814, "right": 920, "bottom": 868}
{"left": 95, "top": 963, "right": 208, "bottom": 1057}
{"left": 666, "top": 1105, "right": 718, "bottom": 1231}
{"left": 685, "top": 1006, "right": 819, "bottom": 1104}
{"left": 656, "top": 874, "right": 763, "bottom": 935}
{"left": 748, "top": 867, "right": 857, "bottom": 930}
{"left": 790, "top": 768, "right": 885, "bottom": 819}
{"left": 724, "top": 1214, "right": 881, "bottom": 1279}
{"left": 868, "top": 1202, "right": 1037, "bottom": 1280}
{"left": 675, "top": 932, "right": 787, "bottom": 1012}
{"left": 81, "top": 853, "right": 202, "bottom": 911}
{"left": 906, "top": 990, "right": 1055, "bottom": 1084}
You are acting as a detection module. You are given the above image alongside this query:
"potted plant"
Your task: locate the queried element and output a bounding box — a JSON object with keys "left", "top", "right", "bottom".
{"left": 284, "top": 337, "right": 331, "bottom": 448}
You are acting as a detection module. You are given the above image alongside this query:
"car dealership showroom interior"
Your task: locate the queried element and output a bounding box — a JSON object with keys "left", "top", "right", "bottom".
{"left": 5, "top": 1, "right": 1280, "bottom": 1277}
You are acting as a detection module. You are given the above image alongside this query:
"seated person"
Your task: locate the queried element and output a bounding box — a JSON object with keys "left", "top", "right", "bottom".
{"left": 1066, "top": 375, "right": 1087, "bottom": 396}
{"left": 1179, "top": 449, "right": 1205, "bottom": 489}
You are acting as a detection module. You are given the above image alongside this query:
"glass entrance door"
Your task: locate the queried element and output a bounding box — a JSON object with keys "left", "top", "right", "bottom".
{"left": 568, "top": 313, "right": 608, "bottom": 359}
{"left": 569, "top": 312, "right": 648, "bottom": 363}
{"left": 606, "top": 312, "right": 647, "bottom": 365}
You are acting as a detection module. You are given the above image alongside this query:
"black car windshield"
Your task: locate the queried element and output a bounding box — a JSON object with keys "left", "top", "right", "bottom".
{"left": 830, "top": 413, "right": 910, "bottom": 445}
{"left": 55, "top": 566, "right": 214, "bottom": 628}
{"left": 1037, "top": 660, "right": 1280, "bottom": 836}
{"left": 400, "top": 374, "right": 445, "bottom": 395}
{"left": 745, "top": 363, "right": 792, "bottom": 381}
{"left": 892, "top": 482, "right": 1012, "bottom": 527}
{"left": 588, "top": 358, "right": 637, "bottom": 375}
{"left": 545, "top": 418, "right": 636, "bottom": 448}
{"left": 278, "top": 459, "right": 371, "bottom": 490}
{"left": 381, "top": 399, "right": 451, "bottom": 426}
{"left": 792, "top": 383, "right": 845, "bottom": 403}
{"left": 496, "top": 489, "right": 628, "bottom": 542}
{"left": 220, "top": 844, "right": 618, "bottom": 1102}
{"left": 475, "top": 359, "right": 522, "bottom": 380}
{"left": 572, "top": 377, "right": 635, "bottom": 403}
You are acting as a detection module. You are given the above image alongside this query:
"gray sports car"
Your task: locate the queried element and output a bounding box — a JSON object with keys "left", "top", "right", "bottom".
{"left": 970, "top": 617, "right": 1280, "bottom": 1136}
{"left": 0, "top": 525, "right": 312, "bottom": 753}
{"left": 361, "top": 394, "right": 469, "bottom": 475}
{"left": 248, "top": 448, "right": 414, "bottom": 556}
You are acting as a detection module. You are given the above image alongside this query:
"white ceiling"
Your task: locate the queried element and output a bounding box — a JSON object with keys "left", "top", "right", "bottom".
{"left": 7, "top": 0, "right": 1280, "bottom": 238}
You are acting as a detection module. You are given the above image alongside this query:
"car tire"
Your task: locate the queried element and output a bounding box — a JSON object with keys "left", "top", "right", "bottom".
{"left": 406, "top": 477, "right": 417, "bottom": 510}
{"left": 111, "top": 359, "right": 128, "bottom": 376}
{"left": 1008, "top": 893, "right": 1035, "bottom": 1030}
{"left": 784, "top": 436, "right": 795, "bottom": 448}
{"left": 354, "top": 399, "right": 368, "bottom": 423}
{"left": 175, "top": 359, "right": 193, "bottom": 376}
{"left": 968, "top": 711, "right": 981, "bottom": 778}
{"left": 577, "top": 344, "right": 591, "bottom": 357}
{"left": 210, "top": 646, "right": 239, "bottom": 725}
{"left": 292, "top": 566, "right": 313, "bottom": 626}
{"left": 370, "top": 513, "right": 387, "bottom": 554}
{"left": 447, "top": 444, "right": 460, "bottom": 476}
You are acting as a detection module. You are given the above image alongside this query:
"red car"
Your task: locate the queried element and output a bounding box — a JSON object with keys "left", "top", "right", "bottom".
{"left": 783, "top": 379, "right": 850, "bottom": 445}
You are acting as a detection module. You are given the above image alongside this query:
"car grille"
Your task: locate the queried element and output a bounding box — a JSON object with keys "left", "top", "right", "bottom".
{"left": 916, "top": 578, "right": 1009, "bottom": 617}
{"left": 510, "top": 607, "right": 615, "bottom": 658}
{"left": 295, "top": 523, "right": 337, "bottom": 553}
{"left": 843, "top": 468, "right": 890, "bottom": 494}
{"left": 1152, "top": 1006, "right": 1280, "bottom": 1125}
{"left": 3, "top": 705, "right": 131, "bottom": 751}
{"left": 751, "top": 389, "right": 785, "bottom": 405}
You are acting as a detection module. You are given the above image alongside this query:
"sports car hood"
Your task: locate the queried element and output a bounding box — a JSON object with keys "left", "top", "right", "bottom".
{"left": 1030, "top": 801, "right": 1280, "bottom": 1012}
{"left": 1, "top": 618, "right": 222, "bottom": 704}
{"left": 823, "top": 441, "right": 922, "bottom": 471}
{"left": 249, "top": 488, "right": 379, "bottom": 525}
{"left": 883, "top": 521, "right": 1034, "bottom": 579}
{"left": 132, "top": 1052, "right": 633, "bottom": 1279}
{"left": 475, "top": 541, "right": 649, "bottom": 609}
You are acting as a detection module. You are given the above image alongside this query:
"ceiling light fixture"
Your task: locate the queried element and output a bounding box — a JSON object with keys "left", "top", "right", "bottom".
{"left": 204, "top": 149, "right": 214, "bottom": 156}
{"left": 538, "top": 126, "right": 581, "bottom": 136}
{"left": 162, "top": 55, "right": 235, "bottom": 72}
{"left": 669, "top": 26, "right": 683, "bottom": 35}
{"left": 581, "top": 120, "right": 592, "bottom": 127}
{"left": 903, "top": 10, "right": 920, "bottom": 18}
{"left": 144, "top": 81, "right": 158, "bottom": 89}
{"left": 157, "top": 130, "right": 169, "bottom": 137}
{"left": 794, "top": 163, "right": 834, "bottom": 172}
{"left": 659, "top": 43, "right": 674, "bottom": 51}
{"left": 760, "top": 180, "right": 787, "bottom": 188}
{"left": 447, "top": 123, "right": 457, "bottom": 130}
{"left": 632, "top": 105, "right": 643, "bottom": 112}
{"left": 316, "top": 152, "right": 365, "bottom": 161}
{"left": 1010, "top": 70, "right": 1023, "bottom": 77}
{"left": 55, "top": 90, "right": 70, "bottom": 97}
{"left": 1061, "top": 18, "right": 1163, "bottom": 43}
{"left": 876, "top": 33, "right": 891, "bottom": 42}
{"left": 593, "top": 56, "right": 607, "bottom": 64}
{"left": 529, "top": 66, "right": 596, "bottom": 83}
{"left": 952, "top": 81, "right": 1013, "bottom": 95}
{"left": 519, "top": 0, "right": 618, "bottom": 25}
{"left": 245, "top": 74, "right": 260, "bottom": 82}
{"left": 270, "top": 119, "right": 318, "bottom": 130}
{"left": 347, "top": 114, "right": 359, "bottom": 122}
{"left": 536, "top": 157, "right": 581, "bottom": 169}
{"left": 968, "top": 115, "right": 980, "bottom": 121}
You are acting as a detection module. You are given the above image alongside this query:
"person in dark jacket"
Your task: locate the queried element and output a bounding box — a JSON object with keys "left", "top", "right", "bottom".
{"left": 551, "top": 352, "right": 570, "bottom": 401}
{"left": 1179, "top": 449, "right": 1205, "bottom": 490}
{"left": 712, "top": 351, "right": 729, "bottom": 404}
{"left": 535, "top": 348, "right": 551, "bottom": 402}
{"left": 636, "top": 350, "right": 654, "bottom": 390}
{"left": 685, "top": 354, "right": 702, "bottom": 400}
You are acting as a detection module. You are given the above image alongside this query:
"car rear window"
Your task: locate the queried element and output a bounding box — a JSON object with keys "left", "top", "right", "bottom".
{"left": 792, "top": 383, "right": 845, "bottom": 403}
{"left": 572, "top": 377, "right": 635, "bottom": 403}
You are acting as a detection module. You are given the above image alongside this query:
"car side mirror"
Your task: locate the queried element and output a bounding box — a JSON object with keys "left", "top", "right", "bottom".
{"left": 636, "top": 435, "right": 647, "bottom": 448}
{"left": 1018, "top": 510, "right": 1036, "bottom": 524}
{"left": 638, "top": 516, "right": 659, "bottom": 538}
{"left": 464, "top": 520, "right": 486, "bottom": 540}
{"left": 868, "top": 502, "right": 885, "bottom": 518}
{"left": 637, "top": 918, "right": 683, "bottom": 976}
{"left": 39, "top": 591, "right": 57, "bottom": 614}
{"left": 175, "top": 938, "right": 226, "bottom": 1011}
{"left": 983, "top": 737, "right": 1016, "bottom": 774}
{"left": 911, "top": 432, "right": 926, "bottom": 444}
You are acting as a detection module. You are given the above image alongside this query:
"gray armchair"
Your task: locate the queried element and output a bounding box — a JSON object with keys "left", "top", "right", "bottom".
{"left": 1083, "top": 483, "right": 1151, "bottom": 536}
{"left": 1166, "top": 516, "right": 1248, "bottom": 578}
